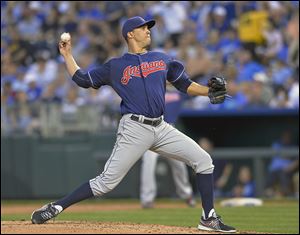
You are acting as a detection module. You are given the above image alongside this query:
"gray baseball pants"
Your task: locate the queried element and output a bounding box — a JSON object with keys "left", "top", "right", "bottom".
{"left": 89, "top": 114, "right": 214, "bottom": 196}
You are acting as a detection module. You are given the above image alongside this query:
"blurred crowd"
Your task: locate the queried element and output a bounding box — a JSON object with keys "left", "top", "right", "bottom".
{"left": 1, "top": 1, "right": 299, "bottom": 135}
{"left": 198, "top": 134, "right": 299, "bottom": 199}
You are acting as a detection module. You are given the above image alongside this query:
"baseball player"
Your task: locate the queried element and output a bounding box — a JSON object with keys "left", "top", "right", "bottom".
{"left": 31, "top": 16, "right": 236, "bottom": 233}
{"left": 140, "top": 84, "right": 196, "bottom": 208}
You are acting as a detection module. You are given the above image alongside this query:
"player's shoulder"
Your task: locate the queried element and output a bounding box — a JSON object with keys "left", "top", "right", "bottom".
{"left": 106, "top": 51, "right": 171, "bottom": 63}
{"left": 148, "top": 50, "right": 170, "bottom": 60}
{"left": 101, "top": 56, "right": 126, "bottom": 69}
{"left": 106, "top": 56, "right": 122, "bottom": 64}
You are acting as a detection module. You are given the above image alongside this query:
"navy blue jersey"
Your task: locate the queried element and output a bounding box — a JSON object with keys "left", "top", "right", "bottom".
{"left": 73, "top": 51, "right": 192, "bottom": 118}
{"left": 164, "top": 90, "right": 183, "bottom": 124}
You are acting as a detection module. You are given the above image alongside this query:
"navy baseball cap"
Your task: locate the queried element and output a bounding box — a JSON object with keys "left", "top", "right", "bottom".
{"left": 122, "top": 16, "right": 155, "bottom": 39}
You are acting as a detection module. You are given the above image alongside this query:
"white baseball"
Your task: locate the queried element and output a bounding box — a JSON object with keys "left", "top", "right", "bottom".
{"left": 60, "top": 32, "right": 70, "bottom": 42}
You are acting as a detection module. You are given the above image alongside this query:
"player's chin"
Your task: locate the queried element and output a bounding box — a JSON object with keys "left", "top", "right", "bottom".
{"left": 144, "top": 38, "right": 151, "bottom": 47}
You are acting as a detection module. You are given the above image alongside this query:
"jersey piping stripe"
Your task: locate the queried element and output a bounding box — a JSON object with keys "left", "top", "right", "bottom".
{"left": 73, "top": 72, "right": 96, "bottom": 89}
{"left": 170, "top": 69, "right": 185, "bottom": 83}
{"left": 87, "top": 71, "right": 97, "bottom": 89}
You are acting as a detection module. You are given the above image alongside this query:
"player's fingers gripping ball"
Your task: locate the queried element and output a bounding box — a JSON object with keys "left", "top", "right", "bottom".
{"left": 60, "top": 32, "right": 71, "bottom": 43}
{"left": 59, "top": 32, "right": 71, "bottom": 48}
{"left": 208, "top": 76, "right": 227, "bottom": 104}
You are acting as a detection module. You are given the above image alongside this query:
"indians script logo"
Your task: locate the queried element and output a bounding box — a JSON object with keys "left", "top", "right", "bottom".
{"left": 121, "top": 60, "right": 166, "bottom": 85}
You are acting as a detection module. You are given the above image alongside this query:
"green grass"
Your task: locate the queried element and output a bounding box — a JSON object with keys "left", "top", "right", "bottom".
{"left": 2, "top": 199, "right": 299, "bottom": 234}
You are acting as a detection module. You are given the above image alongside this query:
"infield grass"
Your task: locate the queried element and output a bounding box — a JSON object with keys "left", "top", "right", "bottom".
{"left": 2, "top": 198, "right": 299, "bottom": 234}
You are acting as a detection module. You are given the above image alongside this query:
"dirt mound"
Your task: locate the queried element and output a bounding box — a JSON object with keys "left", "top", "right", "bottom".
{"left": 2, "top": 221, "right": 267, "bottom": 234}
{"left": 1, "top": 221, "right": 213, "bottom": 234}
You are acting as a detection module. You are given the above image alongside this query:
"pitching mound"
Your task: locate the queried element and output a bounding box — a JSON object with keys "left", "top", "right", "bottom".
{"left": 2, "top": 221, "right": 267, "bottom": 234}
{"left": 1, "top": 221, "right": 213, "bottom": 234}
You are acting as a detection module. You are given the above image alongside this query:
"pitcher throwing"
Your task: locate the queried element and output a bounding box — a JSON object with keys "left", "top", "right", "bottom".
{"left": 31, "top": 16, "right": 236, "bottom": 233}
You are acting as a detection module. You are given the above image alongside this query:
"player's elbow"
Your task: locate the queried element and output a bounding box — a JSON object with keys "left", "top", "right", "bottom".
{"left": 72, "top": 69, "right": 92, "bottom": 88}
{"left": 172, "top": 77, "right": 193, "bottom": 93}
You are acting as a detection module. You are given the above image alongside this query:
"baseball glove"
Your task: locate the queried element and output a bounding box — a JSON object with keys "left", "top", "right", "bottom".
{"left": 207, "top": 76, "right": 227, "bottom": 104}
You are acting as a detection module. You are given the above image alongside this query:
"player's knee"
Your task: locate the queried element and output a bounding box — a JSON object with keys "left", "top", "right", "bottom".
{"left": 193, "top": 152, "right": 214, "bottom": 174}
{"left": 89, "top": 175, "right": 117, "bottom": 196}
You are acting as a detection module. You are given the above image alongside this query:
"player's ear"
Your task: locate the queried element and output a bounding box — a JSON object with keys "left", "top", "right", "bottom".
{"left": 127, "top": 31, "right": 134, "bottom": 40}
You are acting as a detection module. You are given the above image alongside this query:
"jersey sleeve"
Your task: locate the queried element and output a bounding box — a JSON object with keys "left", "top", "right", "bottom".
{"left": 166, "top": 59, "right": 185, "bottom": 83}
{"left": 88, "top": 61, "right": 111, "bottom": 88}
{"left": 166, "top": 60, "right": 193, "bottom": 93}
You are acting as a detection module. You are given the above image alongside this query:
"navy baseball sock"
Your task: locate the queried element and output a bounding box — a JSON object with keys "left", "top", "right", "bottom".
{"left": 54, "top": 181, "right": 94, "bottom": 210}
{"left": 196, "top": 173, "right": 214, "bottom": 219}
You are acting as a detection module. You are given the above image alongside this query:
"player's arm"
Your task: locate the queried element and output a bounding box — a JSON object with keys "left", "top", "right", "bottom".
{"left": 167, "top": 60, "right": 227, "bottom": 104}
{"left": 167, "top": 60, "right": 208, "bottom": 96}
{"left": 58, "top": 37, "right": 80, "bottom": 77}
{"left": 186, "top": 82, "right": 209, "bottom": 96}
{"left": 58, "top": 35, "right": 107, "bottom": 89}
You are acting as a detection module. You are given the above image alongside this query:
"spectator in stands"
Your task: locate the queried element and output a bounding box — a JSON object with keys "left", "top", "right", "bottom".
{"left": 0, "top": 1, "right": 299, "bottom": 136}
{"left": 264, "top": 130, "right": 298, "bottom": 198}
{"left": 24, "top": 74, "right": 43, "bottom": 103}
{"left": 1, "top": 54, "right": 19, "bottom": 86}
{"left": 218, "top": 28, "right": 241, "bottom": 63}
{"left": 41, "top": 65, "right": 70, "bottom": 104}
{"left": 270, "top": 59, "right": 294, "bottom": 89}
{"left": 267, "top": 1, "right": 289, "bottom": 29}
{"left": 247, "top": 72, "right": 274, "bottom": 107}
{"left": 185, "top": 44, "right": 212, "bottom": 81}
{"left": 237, "top": 5, "right": 269, "bottom": 61}
{"left": 5, "top": 27, "right": 34, "bottom": 66}
{"left": 150, "top": 14, "right": 168, "bottom": 49}
{"left": 11, "top": 67, "right": 28, "bottom": 94}
{"left": 270, "top": 86, "right": 290, "bottom": 109}
{"left": 160, "top": 37, "right": 177, "bottom": 59}
{"left": 188, "top": 2, "right": 212, "bottom": 43}
{"left": 61, "top": 87, "right": 84, "bottom": 119}
{"left": 231, "top": 166, "right": 255, "bottom": 197}
{"left": 16, "top": 2, "right": 42, "bottom": 40}
{"left": 221, "top": 65, "right": 249, "bottom": 109}
{"left": 152, "top": 1, "right": 188, "bottom": 47}
{"left": 41, "top": 7, "right": 60, "bottom": 34}
{"left": 209, "top": 5, "right": 231, "bottom": 34}
{"left": 61, "top": 5, "right": 78, "bottom": 34}
{"left": 235, "top": 48, "right": 265, "bottom": 83}
{"left": 256, "top": 19, "right": 283, "bottom": 64}
{"left": 286, "top": 11, "right": 299, "bottom": 73}
{"left": 41, "top": 82, "right": 62, "bottom": 104}
{"left": 76, "top": 2, "right": 106, "bottom": 21}
{"left": 205, "top": 29, "right": 221, "bottom": 56}
{"left": 24, "top": 50, "right": 58, "bottom": 88}
{"left": 287, "top": 77, "right": 299, "bottom": 108}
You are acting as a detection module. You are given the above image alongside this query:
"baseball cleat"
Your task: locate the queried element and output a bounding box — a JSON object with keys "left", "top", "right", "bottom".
{"left": 141, "top": 201, "right": 154, "bottom": 209}
{"left": 198, "top": 214, "right": 236, "bottom": 233}
{"left": 31, "top": 203, "right": 60, "bottom": 224}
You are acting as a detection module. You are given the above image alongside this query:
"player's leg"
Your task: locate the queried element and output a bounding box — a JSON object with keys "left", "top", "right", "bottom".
{"left": 152, "top": 124, "right": 214, "bottom": 216}
{"left": 31, "top": 114, "right": 154, "bottom": 224}
{"left": 140, "top": 150, "right": 159, "bottom": 208}
{"left": 166, "top": 157, "right": 195, "bottom": 207}
{"left": 151, "top": 122, "right": 236, "bottom": 233}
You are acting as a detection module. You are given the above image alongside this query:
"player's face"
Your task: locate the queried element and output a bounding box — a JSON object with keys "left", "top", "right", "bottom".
{"left": 132, "top": 25, "right": 151, "bottom": 47}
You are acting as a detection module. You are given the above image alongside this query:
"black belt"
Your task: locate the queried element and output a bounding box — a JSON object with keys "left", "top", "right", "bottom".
{"left": 130, "top": 115, "right": 163, "bottom": 127}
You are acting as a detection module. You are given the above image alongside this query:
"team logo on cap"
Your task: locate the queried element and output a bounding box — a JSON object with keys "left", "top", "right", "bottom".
{"left": 121, "top": 60, "right": 166, "bottom": 85}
